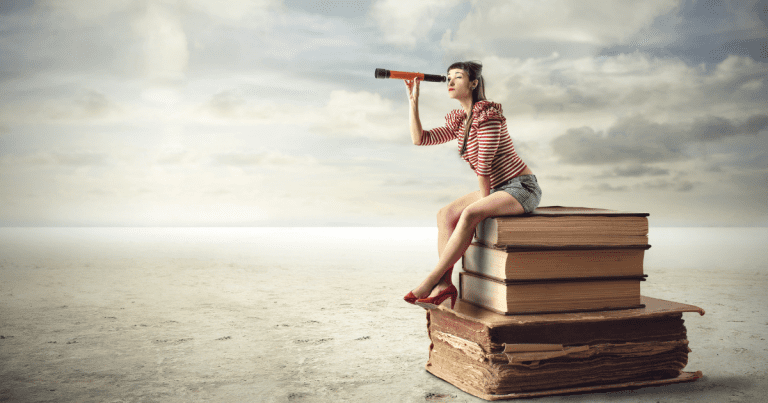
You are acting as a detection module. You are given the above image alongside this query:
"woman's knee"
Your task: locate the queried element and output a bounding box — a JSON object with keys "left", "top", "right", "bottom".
{"left": 437, "top": 205, "right": 462, "bottom": 229}
{"left": 458, "top": 204, "right": 490, "bottom": 227}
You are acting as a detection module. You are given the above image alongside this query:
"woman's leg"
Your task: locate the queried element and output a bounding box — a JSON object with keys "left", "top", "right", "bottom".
{"left": 432, "top": 191, "right": 482, "bottom": 294}
{"left": 412, "top": 191, "right": 526, "bottom": 299}
{"left": 437, "top": 191, "right": 483, "bottom": 257}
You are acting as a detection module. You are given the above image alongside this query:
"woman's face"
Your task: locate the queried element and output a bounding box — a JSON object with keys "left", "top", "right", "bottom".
{"left": 447, "top": 68, "right": 475, "bottom": 101}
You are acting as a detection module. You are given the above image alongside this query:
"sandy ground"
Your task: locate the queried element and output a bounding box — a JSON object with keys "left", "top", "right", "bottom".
{"left": 1, "top": 227, "right": 767, "bottom": 402}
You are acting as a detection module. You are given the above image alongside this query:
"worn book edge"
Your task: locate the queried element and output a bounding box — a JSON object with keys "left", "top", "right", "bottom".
{"left": 425, "top": 367, "right": 702, "bottom": 401}
{"left": 428, "top": 295, "right": 705, "bottom": 328}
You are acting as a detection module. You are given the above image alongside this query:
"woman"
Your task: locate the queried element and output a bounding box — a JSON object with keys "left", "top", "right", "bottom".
{"left": 403, "top": 61, "right": 542, "bottom": 309}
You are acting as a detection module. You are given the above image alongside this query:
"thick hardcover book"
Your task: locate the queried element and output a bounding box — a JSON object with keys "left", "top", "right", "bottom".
{"left": 474, "top": 206, "right": 649, "bottom": 248}
{"left": 463, "top": 242, "right": 649, "bottom": 280}
{"left": 459, "top": 271, "right": 645, "bottom": 315}
{"left": 424, "top": 296, "right": 705, "bottom": 399}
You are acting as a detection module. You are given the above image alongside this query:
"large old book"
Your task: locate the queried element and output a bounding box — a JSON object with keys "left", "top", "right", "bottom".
{"left": 474, "top": 206, "right": 649, "bottom": 248}
{"left": 425, "top": 296, "right": 705, "bottom": 400}
{"left": 459, "top": 271, "right": 645, "bottom": 315}
{"left": 463, "top": 242, "right": 650, "bottom": 280}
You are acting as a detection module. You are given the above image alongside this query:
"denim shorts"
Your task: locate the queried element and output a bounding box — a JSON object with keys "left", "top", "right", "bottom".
{"left": 490, "top": 174, "right": 542, "bottom": 213}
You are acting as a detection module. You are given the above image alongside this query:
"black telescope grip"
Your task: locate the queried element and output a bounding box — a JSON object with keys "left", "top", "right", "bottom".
{"left": 374, "top": 68, "right": 446, "bottom": 82}
{"left": 421, "top": 73, "right": 447, "bottom": 82}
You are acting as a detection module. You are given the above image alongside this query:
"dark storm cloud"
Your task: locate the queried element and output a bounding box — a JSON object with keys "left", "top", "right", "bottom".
{"left": 552, "top": 114, "right": 768, "bottom": 165}
{"left": 600, "top": 0, "right": 768, "bottom": 64}
{"left": 692, "top": 114, "right": 768, "bottom": 141}
{"left": 551, "top": 116, "right": 687, "bottom": 164}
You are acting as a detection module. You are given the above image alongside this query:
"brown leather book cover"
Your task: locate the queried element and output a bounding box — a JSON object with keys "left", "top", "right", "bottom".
{"left": 424, "top": 296, "right": 705, "bottom": 399}
{"left": 475, "top": 206, "right": 650, "bottom": 248}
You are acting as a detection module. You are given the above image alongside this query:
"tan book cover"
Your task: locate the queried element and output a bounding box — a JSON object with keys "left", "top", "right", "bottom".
{"left": 475, "top": 206, "right": 650, "bottom": 248}
{"left": 463, "top": 243, "right": 649, "bottom": 280}
{"left": 459, "top": 271, "right": 644, "bottom": 315}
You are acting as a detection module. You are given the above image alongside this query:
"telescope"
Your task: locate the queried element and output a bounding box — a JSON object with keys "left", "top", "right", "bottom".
{"left": 375, "top": 68, "right": 446, "bottom": 83}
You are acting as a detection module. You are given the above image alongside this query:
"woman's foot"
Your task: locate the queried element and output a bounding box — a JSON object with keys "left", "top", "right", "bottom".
{"left": 425, "top": 279, "right": 453, "bottom": 298}
{"left": 415, "top": 283, "right": 458, "bottom": 310}
{"left": 408, "top": 268, "right": 453, "bottom": 300}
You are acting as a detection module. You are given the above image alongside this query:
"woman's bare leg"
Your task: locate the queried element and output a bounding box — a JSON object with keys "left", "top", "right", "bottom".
{"left": 412, "top": 191, "right": 526, "bottom": 299}
{"left": 437, "top": 191, "right": 483, "bottom": 257}
{"left": 434, "top": 191, "right": 483, "bottom": 292}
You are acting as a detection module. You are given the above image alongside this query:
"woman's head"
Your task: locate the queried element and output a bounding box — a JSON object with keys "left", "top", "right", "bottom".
{"left": 446, "top": 61, "right": 486, "bottom": 104}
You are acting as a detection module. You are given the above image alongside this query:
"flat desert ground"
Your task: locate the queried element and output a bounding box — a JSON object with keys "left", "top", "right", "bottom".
{"left": 1, "top": 227, "right": 767, "bottom": 402}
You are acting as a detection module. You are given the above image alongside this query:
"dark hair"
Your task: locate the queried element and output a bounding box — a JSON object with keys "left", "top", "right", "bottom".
{"left": 447, "top": 60, "right": 486, "bottom": 104}
{"left": 450, "top": 61, "right": 486, "bottom": 157}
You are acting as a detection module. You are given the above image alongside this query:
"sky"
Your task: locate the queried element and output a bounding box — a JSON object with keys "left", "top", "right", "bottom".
{"left": 0, "top": 0, "right": 766, "bottom": 227}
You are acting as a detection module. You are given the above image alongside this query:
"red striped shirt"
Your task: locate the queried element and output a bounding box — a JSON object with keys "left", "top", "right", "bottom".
{"left": 419, "top": 101, "right": 528, "bottom": 189}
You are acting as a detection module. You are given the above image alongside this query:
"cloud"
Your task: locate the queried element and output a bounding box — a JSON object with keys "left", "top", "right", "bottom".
{"left": 40, "top": 0, "right": 281, "bottom": 22}
{"left": 1, "top": 151, "right": 108, "bottom": 167}
{"left": 195, "top": 89, "right": 306, "bottom": 123}
{"left": 0, "top": 90, "right": 123, "bottom": 123}
{"left": 211, "top": 151, "right": 317, "bottom": 167}
{"left": 589, "top": 183, "right": 629, "bottom": 192}
{"left": 639, "top": 178, "right": 697, "bottom": 192}
{"left": 370, "top": 0, "right": 464, "bottom": 48}
{"left": 551, "top": 113, "right": 768, "bottom": 165}
{"left": 478, "top": 53, "right": 768, "bottom": 120}
{"left": 442, "top": 0, "right": 680, "bottom": 55}
{"left": 692, "top": 114, "right": 768, "bottom": 141}
{"left": 551, "top": 117, "right": 685, "bottom": 165}
{"left": 598, "top": 165, "right": 670, "bottom": 178}
{"left": 197, "top": 87, "right": 407, "bottom": 142}
{"left": 184, "top": 0, "right": 281, "bottom": 21}
{"left": 132, "top": 3, "right": 189, "bottom": 82}
{"left": 600, "top": 0, "right": 768, "bottom": 63}
{"left": 311, "top": 90, "right": 405, "bottom": 141}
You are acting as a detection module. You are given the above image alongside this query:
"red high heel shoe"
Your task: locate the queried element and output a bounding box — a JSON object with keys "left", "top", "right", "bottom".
{"left": 406, "top": 267, "right": 454, "bottom": 306}
{"left": 415, "top": 284, "right": 458, "bottom": 310}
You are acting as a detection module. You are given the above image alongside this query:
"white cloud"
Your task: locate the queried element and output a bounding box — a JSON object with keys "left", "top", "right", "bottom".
{"left": 194, "top": 89, "right": 408, "bottom": 142}
{"left": 0, "top": 90, "right": 125, "bottom": 124}
{"left": 311, "top": 90, "right": 405, "bottom": 141}
{"left": 133, "top": 3, "right": 190, "bottom": 82}
{"left": 442, "top": 0, "right": 681, "bottom": 54}
{"left": 0, "top": 151, "right": 108, "bottom": 168}
{"left": 43, "top": 0, "right": 281, "bottom": 22}
{"left": 370, "top": 0, "right": 464, "bottom": 48}
{"left": 183, "top": 0, "right": 282, "bottom": 21}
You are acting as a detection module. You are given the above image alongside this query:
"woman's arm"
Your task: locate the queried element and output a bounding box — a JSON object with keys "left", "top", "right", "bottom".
{"left": 405, "top": 78, "right": 423, "bottom": 145}
{"left": 478, "top": 175, "right": 491, "bottom": 197}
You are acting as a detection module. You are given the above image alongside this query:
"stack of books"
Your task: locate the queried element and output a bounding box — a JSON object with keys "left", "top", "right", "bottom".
{"left": 461, "top": 206, "right": 650, "bottom": 315}
{"left": 422, "top": 206, "right": 705, "bottom": 399}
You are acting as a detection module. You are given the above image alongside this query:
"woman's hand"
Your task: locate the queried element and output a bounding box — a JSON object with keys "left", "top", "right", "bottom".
{"left": 405, "top": 77, "right": 420, "bottom": 107}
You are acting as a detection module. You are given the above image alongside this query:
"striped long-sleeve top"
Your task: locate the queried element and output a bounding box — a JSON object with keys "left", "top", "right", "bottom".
{"left": 419, "top": 101, "right": 528, "bottom": 189}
